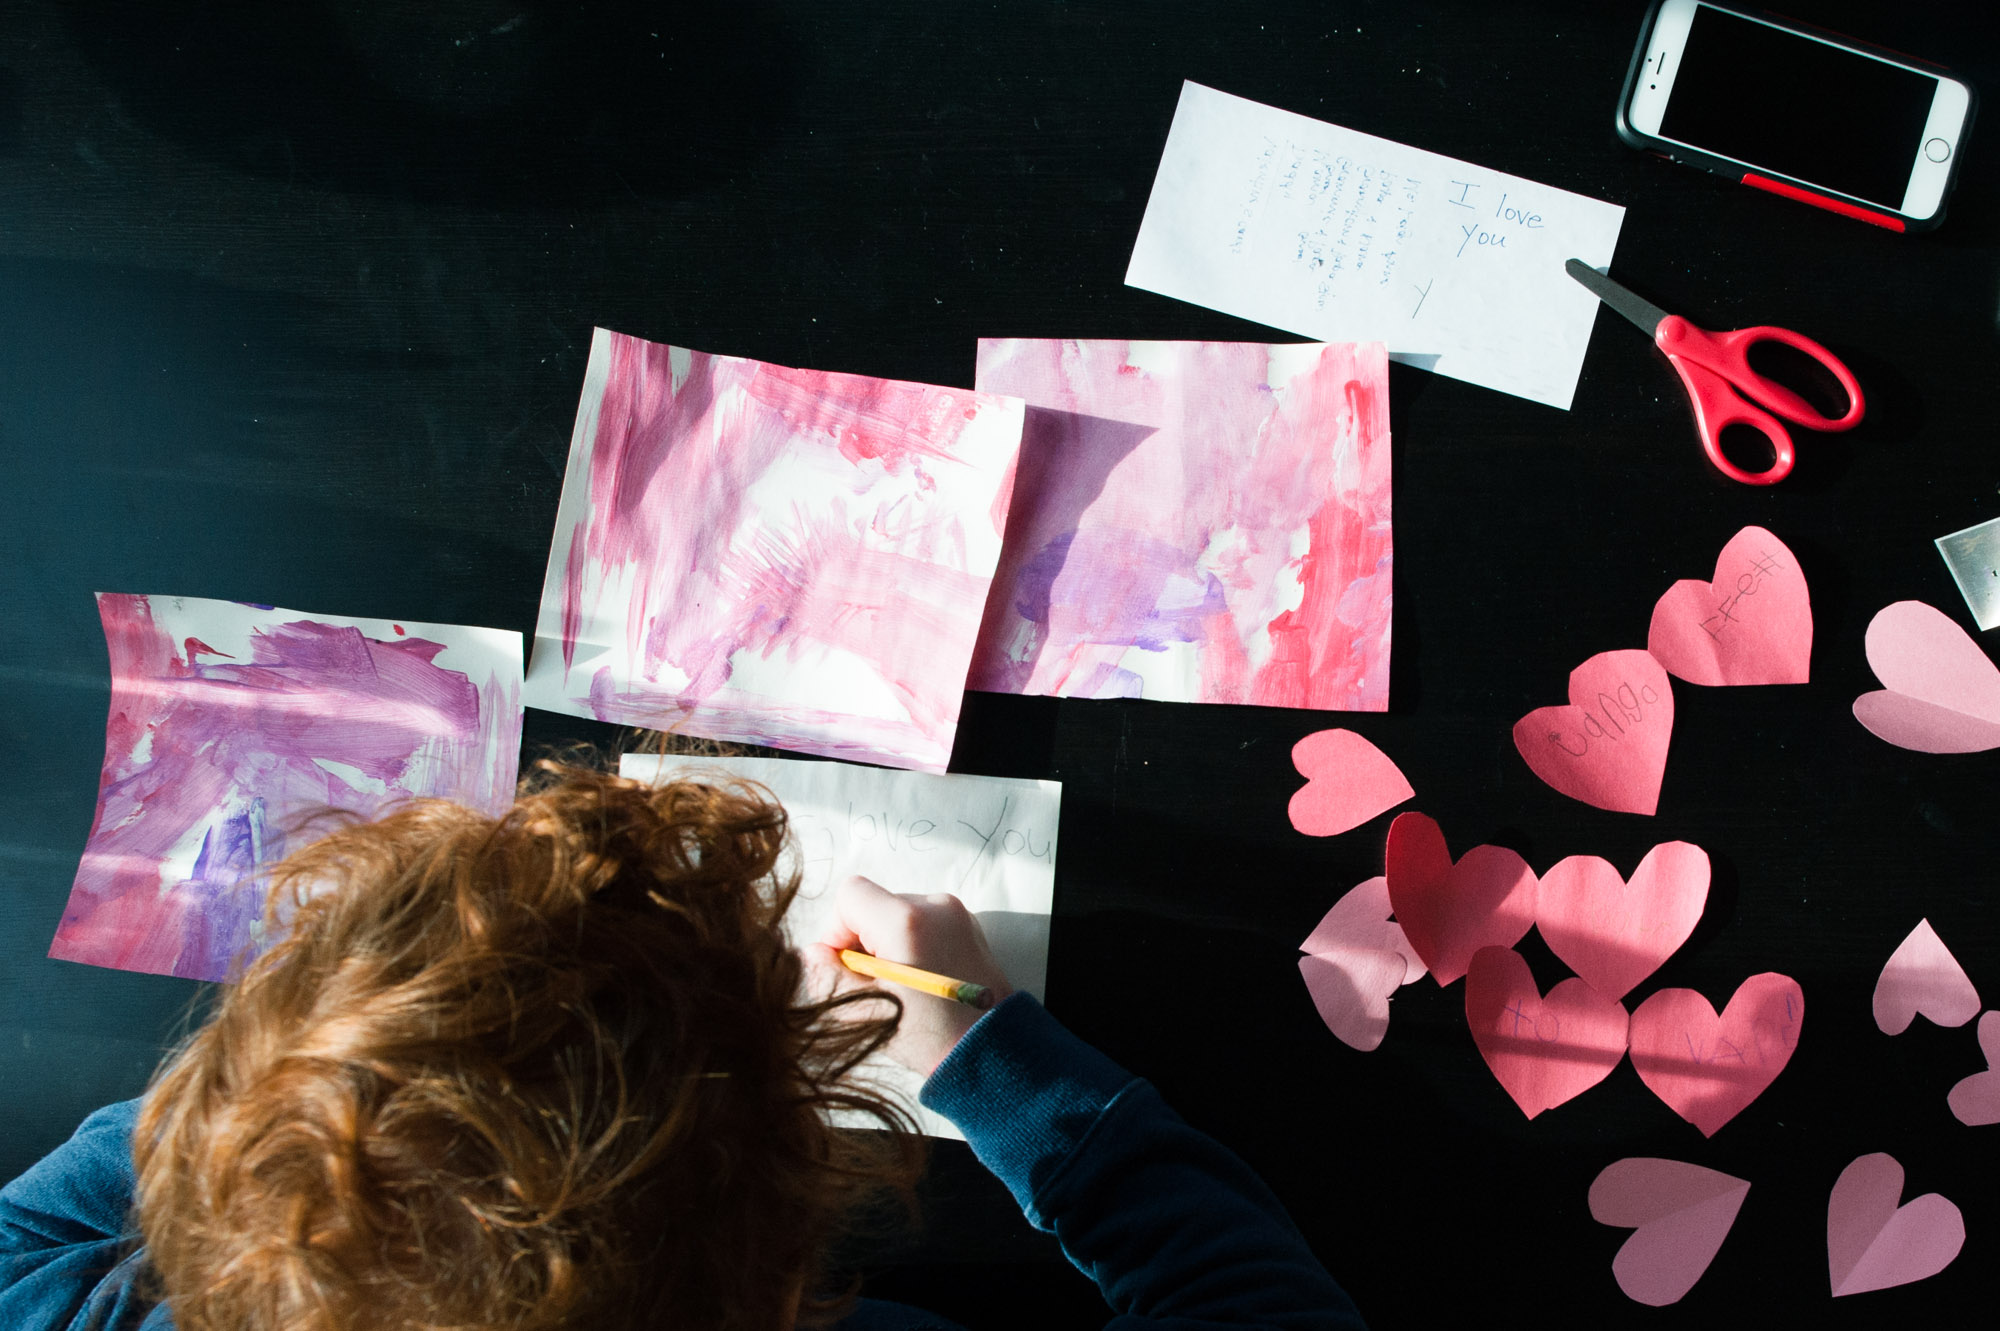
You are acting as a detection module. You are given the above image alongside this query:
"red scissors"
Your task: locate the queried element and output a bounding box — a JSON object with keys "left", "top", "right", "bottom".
{"left": 1566, "top": 258, "right": 1864, "bottom": 485}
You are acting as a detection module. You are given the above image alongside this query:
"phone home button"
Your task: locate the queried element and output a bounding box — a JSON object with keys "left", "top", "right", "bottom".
{"left": 1925, "top": 137, "right": 1951, "bottom": 162}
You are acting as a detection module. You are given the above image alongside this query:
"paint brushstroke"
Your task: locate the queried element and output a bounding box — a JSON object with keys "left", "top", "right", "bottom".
{"left": 524, "top": 328, "right": 1026, "bottom": 772}
{"left": 51, "top": 594, "right": 524, "bottom": 982}
{"left": 969, "top": 339, "right": 1391, "bottom": 709}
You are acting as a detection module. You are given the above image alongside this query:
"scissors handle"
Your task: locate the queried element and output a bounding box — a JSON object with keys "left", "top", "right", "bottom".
{"left": 1655, "top": 316, "right": 1866, "bottom": 486}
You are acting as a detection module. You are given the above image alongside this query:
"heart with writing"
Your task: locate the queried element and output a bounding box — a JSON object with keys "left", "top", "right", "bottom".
{"left": 1947, "top": 1011, "right": 2000, "bottom": 1127}
{"left": 1629, "top": 973, "right": 1803, "bottom": 1137}
{"left": 1465, "top": 946, "right": 1629, "bottom": 1119}
{"left": 1872, "top": 918, "right": 1981, "bottom": 1036}
{"left": 1384, "top": 813, "right": 1537, "bottom": 986}
{"left": 1647, "top": 525, "right": 1811, "bottom": 687}
{"left": 1536, "top": 842, "right": 1709, "bottom": 1002}
{"left": 1827, "top": 1153, "right": 1964, "bottom": 1297}
{"left": 1589, "top": 1157, "right": 1750, "bottom": 1306}
{"left": 1852, "top": 600, "right": 2000, "bottom": 753}
{"left": 1287, "top": 729, "right": 1414, "bottom": 837}
{"left": 1513, "top": 649, "right": 1674, "bottom": 816}
{"left": 1298, "top": 876, "right": 1426, "bottom": 1053}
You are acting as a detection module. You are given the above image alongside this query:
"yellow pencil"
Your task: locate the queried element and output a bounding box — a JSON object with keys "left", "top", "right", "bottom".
{"left": 839, "top": 949, "right": 994, "bottom": 1010}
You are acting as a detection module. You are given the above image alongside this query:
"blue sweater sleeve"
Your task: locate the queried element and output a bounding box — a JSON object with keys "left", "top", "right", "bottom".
{"left": 0, "top": 1099, "right": 166, "bottom": 1331}
{"left": 919, "top": 995, "right": 1365, "bottom": 1330}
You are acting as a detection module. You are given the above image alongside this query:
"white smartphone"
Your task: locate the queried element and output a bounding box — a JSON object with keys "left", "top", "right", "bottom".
{"left": 1618, "top": 1, "right": 1974, "bottom": 231}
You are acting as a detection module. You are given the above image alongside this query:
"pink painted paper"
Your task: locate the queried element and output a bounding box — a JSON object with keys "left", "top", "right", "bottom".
{"left": 1873, "top": 918, "right": 1981, "bottom": 1035}
{"left": 525, "top": 329, "right": 1026, "bottom": 772}
{"left": 1536, "top": 842, "right": 1710, "bottom": 1002}
{"left": 1628, "top": 973, "right": 1803, "bottom": 1137}
{"left": 1947, "top": 1011, "right": 2000, "bottom": 1126}
{"left": 1298, "top": 875, "right": 1425, "bottom": 1052}
{"left": 1647, "top": 526, "right": 1812, "bottom": 687}
{"left": 1287, "top": 728, "right": 1413, "bottom": 836}
{"left": 1827, "top": 1153, "right": 1964, "bottom": 1296}
{"left": 1464, "top": 946, "right": 1629, "bottom": 1119}
{"left": 53, "top": 594, "right": 524, "bottom": 982}
{"left": 1589, "top": 1158, "right": 1750, "bottom": 1307}
{"left": 1852, "top": 600, "right": 2000, "bottom": 753}
{"left": 1512, "top": 649, "right": 1674, "bottom": 816}
{"left": 1383, "top": 812, "right": 1538, "bottom": 987}
{"left": 968, "top": 339, "right": 1391, "bottom": 708}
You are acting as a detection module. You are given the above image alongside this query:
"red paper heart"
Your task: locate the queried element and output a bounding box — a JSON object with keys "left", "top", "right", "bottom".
{"left": 1647, "top": 526, "right": 1811, "bottom": 686}
{"left": 1947, "top": 1011, "right": 2000, "bottom": 1127}
{"left": 1465, "top": 946, "right": 1629, "bottom": 1119}
{"left": 1513, "top": 649, "right": 1674, "bottom": 816}
{"left": 1384, "top": 812, "right": 1537, "bottom": 986}
{"left": 1536, "top": 843, "right": 1709, "bottom": 1002}
{"left": 1629, "top": 973, "right": 1803, "bottom": 1137}
{"left": 1286, "top": 729, "right": 1414, "bottom": 837}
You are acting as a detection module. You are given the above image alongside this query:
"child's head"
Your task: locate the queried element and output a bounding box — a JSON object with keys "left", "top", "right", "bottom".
{"left": 134, "top": 762, "right": 917, "bottom": 1331}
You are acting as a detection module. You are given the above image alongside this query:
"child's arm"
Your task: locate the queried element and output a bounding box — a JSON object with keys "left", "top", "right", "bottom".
{"left": 0, "top": 1099, "right": 157, "bottom": 1329}
{"left": 922, "top": 994, "right": 1364, "bottom": 1330}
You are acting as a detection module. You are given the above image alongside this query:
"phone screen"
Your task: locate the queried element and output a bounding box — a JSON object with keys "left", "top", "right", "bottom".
{"left": 1659, "top": 6, "right": 1937, "bottom": 208}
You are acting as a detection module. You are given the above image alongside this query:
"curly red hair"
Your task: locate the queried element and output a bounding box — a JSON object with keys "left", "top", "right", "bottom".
{"left": 133, "top": 761, "right": 919, "bottom": 1330}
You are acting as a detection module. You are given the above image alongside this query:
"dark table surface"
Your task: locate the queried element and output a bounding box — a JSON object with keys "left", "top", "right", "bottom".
{"left": 4, "top": 1, "right": 1997, "bottom": 1325}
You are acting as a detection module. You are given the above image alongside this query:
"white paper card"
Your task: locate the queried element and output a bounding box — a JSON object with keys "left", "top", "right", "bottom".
{"left": 620, "top": 753, "right": 1059, "bottom": 1139}
{"left": 1127, "top": 82, "right": 1626, "bottom": 410}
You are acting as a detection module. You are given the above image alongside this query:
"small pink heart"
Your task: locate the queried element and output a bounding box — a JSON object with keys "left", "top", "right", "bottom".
{"left": 1589, "top": 1157, "right": 1750, "bottom": 1307}
{"left": 1513, "top": 649, "right": 1674, "bottom": 816}
{"left": 1465, "top": 946, "right": 1628, "bottom": 1119}
{"left": 1629, "top": 973, "right": 1803, "bottom": 1137}
{"left": 1827, "top": 1152, "right": 1965, "bottom": 1297}
{"left": 1298, "top": 876, "right": 1425, "bottom": 1053}
{"left": 1947, "top": 1011, "right": 2000, "bottom": 1127}
{"left": 1853, "top": 600, "right": 2000, "bottom": 752}
{"left": 1287, "top": 729, "right": 1414, "bottom": 837}
{"left": 1537, "top": 842, "right": 1709, "bottom": 1002}
{"left": 1647, "top": 526, "right": 1811, "bottom": 686}
{"left": 1384, "top": 812, "right": 1537, "bottom": 987}
{"left": 1873, "top": 918, "right": 1981, "bottom": 1035}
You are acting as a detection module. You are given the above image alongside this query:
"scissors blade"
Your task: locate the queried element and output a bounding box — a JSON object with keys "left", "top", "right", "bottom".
{"left": 1565, "top": 258, "right": 1672, "bottom": 338}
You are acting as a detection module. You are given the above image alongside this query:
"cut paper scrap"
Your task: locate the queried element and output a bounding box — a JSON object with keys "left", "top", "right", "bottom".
{"left": 621, "top": 752, "right": 1057, "bottom": 1141}
{"left": 53, "top": 594, "right": 523, "bottom": 983}
{"left": 1947, "top": 1012, "right": 2000, "bottom": 1126}
{"left": 1513, "top": 649, "right": 1674, "bottom": 816}
{"left": 1589, "top": 1158, "right": 1750, "bottom": 1307}
{"left": 1873, "top": 918, "right": 1981, "bottom": 1035}
{"left": 1647, "top": 526, "right": 1811, "bottom": 686}
{"left": 1287, "top": 729, "right": 1413, "bottom": 836}
{"left": 1852, "top": 600, "right": 2000, "bottom": 753}
{"left": 1464, "top": 946, "right": 1628, "bottom": 1119}
{"left": 524, "top": 328, "right": 1026, "bottom": 773}
{"left": 970, "top": 339, "right": 1392, "bottom": 710}
{"left": 1384, "top": 812, "right": 1537, "bottom": 987}
{"left": 1536, "top": 842, "right": 1709, "bottom": 1002}
{"left": 1125, "top": 81, "right": 1624, "bottom": 410}
{"left": 1827, "top": 1153, "right": 1965, "bottom": 1297}
{"left": 1629, "top": 973, "right": 1803, "bottom": 1137}
{"left": 1298, "top": 875, "right": 1426, "bottom": 1053}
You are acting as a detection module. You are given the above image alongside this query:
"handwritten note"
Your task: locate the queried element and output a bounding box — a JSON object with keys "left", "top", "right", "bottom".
{"left": 1126, "top": 82, "right": 1625, "bottom": 409}
{"left": 619, "top": 753, "right": 1059, "bottom": 1139}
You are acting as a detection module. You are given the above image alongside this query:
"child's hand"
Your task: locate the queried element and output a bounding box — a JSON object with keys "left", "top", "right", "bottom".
{"left": 803, "top": 876, "right": 1016, "bottom": 1076}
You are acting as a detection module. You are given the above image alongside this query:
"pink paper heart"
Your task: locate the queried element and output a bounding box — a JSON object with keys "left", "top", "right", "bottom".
{"left": 1465, "top": 946, "right": 1628, "bottom": 1119}
{"left": 1647, "top": 526, "right": 1811, "bottom": 686}
{"left": 1589, "top": 1157, "right": 1750, "bottom": 1307}
{"left": 1853, "top": 600, "right": 2000, "bottom": 752}
{"left": 1873, "top": 918, "right": 1981, "bottom": 1035}
{"left": 1629, "top": 973, "right": 1803, "bottom": 1137}
{"left": 1827, "top": 1152, "right": 1965, "bottom": 1297}
{"left": 1947, "top": 1011, "right": 2000, "bottom": 1127}
{"left": 1537, "top": 842, "right": 1709, "bottom": 1002}
{"left": 1513, "top": 649, "right": 1674, "bottom": 816}
{"left": 1287, "top": 729, "right": 1414, "bottom": 837}
{"left": 1298, "top": 876, "right": 1425, "bottom": 1053}
{"left": 1384, "top": 812, "right": 1537, "bottom": 987}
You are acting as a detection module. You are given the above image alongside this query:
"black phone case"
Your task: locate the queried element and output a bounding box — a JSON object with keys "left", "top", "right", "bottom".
{"left": 1615, "top": 0, "right": 1976, "bottom": 232}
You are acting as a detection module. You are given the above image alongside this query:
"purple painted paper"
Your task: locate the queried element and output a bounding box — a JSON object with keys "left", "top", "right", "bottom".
{"left": 970, "top": 339, "right": 1391, "bottom": 709}
{"left": 52, "top": 594, "right": 524, "bottom": 982}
